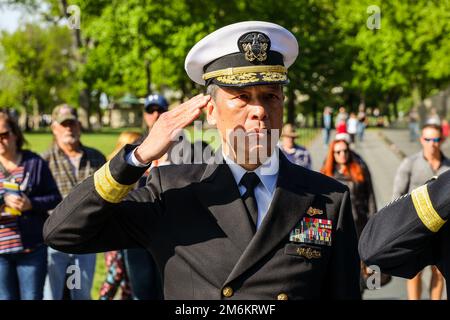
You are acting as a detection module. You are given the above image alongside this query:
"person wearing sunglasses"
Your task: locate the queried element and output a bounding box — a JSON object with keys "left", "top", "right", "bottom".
{"left": 321, "top": 133, "right": 377, "bottom": 239}
{"left": 142, "top": 94, "right": 169, "bottom": 138}
{"left": 321, "top": 133, "right": 380, "bottom": 293}
{"left": 392, "top": 123, "right": 450, "bottom": 300}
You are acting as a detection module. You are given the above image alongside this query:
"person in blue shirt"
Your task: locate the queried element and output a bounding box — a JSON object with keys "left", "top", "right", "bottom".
{"left": 279, "top": 123, "right": 312, "bottom": 170}
{"left": 322, "top": 106, "right": 333, "bottom": 145}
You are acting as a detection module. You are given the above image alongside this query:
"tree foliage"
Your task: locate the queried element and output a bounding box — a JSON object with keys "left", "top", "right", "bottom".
{"left": 1, "top": 0, "right": 449, "bottom": 127}
{"left": 0, "top": 23, "right": 73, "bottom": 114}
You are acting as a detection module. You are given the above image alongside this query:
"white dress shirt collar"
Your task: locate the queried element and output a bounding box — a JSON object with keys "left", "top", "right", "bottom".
{"left": 223, "top": 148, "right": 279, "bottom": 194}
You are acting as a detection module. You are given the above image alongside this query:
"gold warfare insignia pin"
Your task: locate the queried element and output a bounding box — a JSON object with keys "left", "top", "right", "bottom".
{"left": 307, "top": 207, "right": 323, "bottom": 217}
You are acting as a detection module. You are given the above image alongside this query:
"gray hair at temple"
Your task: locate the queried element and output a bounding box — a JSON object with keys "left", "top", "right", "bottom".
{"left": 206, "top": 84, "right": 219, "bottom": 101}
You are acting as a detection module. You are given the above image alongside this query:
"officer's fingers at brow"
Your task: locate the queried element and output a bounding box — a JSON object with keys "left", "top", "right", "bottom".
{"left": 172, "top": 95, "right": 208, "bottom": 117}
{"left": 188, "top": 95, "right": 210, "bottom": 112}
{"left": 184, "top": 107, "right": 204, "bottom": 126}
{"left": 172, "top": 113, "right": 192, "bottom": 129}
{"left": 191, "top": 106, "right": 204, "bottom": 119}
{"left": 173, "top": 107, "right": 202, "bottom": 129}
{"left": 185, "top": 94, "right": 209, "bottom": 107}
{"left": 181, "top": 93, "right": 203, "bottom": 105}
{"left": 164, "top": 103, "right": 192, "bottom": 122}
{"left": 165, "top": 107, "right": 182, "bottom": 119}
{"left": 170, "top": 96, "right": 201, "bottom": 116}
{"left": 166, "top": 94, "right": 209, "bottom": 125}
{"left": 160, "top": 114, "right": 179, "bottom": 132}
{"left": 200, "top": 95, "right": 211, "bottom": 107}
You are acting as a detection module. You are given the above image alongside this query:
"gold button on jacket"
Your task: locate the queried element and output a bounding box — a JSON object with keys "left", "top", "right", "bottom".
{"left": 277, "top": 293, "right": 288, "bottom": 300}
{"left": 222, "top": 287, "right": 234, "bottom": 298}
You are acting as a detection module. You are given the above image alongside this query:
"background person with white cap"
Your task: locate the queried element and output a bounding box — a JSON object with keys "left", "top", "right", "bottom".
{"left": 43, "top": 21, "right": 360, "bottom": 299}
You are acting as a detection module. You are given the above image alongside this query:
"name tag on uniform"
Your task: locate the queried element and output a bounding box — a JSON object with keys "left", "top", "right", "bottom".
{"left": 289, "top": 217, "right": 332, "bottom": 246}
{"left": 285, "top": 243, "right": 322, "bottom": 259}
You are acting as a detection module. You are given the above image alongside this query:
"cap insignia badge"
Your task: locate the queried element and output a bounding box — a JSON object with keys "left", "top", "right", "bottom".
{"left": 238, "top": 32, "right": 270, "bottom": 62}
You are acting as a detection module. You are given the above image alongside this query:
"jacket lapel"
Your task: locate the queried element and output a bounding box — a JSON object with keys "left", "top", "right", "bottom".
{"left": 224, "top": 153, "right": 315, "bottom": 284}
{"left": 194, "top": 152, "right": 255, "bottom": 253}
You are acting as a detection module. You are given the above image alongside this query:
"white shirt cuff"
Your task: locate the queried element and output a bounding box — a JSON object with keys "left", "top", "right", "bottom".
{"left": 126, "top": 147, "right": 150, "bottom": 167}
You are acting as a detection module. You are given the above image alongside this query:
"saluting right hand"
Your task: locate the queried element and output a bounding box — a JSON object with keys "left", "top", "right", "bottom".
{"left": 135, "top": 94, "right": 211, "bottom": 164}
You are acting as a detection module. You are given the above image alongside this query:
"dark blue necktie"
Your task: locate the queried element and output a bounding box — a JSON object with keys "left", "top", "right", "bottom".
{"left": 239, "top": 172, "right": 261, "bottom": 232}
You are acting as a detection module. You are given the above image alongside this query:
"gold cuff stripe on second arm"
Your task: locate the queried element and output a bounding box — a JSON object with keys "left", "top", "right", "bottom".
{"left": 94, "top": 161, "right": 135, "bottom": 203}
{"left": 411, "top": 184, "right": 446, "bottom": 232}
{"left": 202, "top": 65, "right": 287, "bottom": 80}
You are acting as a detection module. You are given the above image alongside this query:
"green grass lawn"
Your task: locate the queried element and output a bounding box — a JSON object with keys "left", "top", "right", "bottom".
{"left": 24, "top": 133, "right": 121, "bottom": 156}
{"left": 24, "top": 126, "right": 319, "bottom": 299}
{"left": 24, "top": 130, "right": 141, "bottom": 156}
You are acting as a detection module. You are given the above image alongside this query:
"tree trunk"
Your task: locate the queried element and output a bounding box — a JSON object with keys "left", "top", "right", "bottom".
{"left": 312, "top": 100, "right": 318, "bottom": 128}
{"left": 35, "top": 98, "right": 44, "bottom": 129}
{"left": 97, "top": 103, "right": 103, "bottom": 128}
{"left": 441, "top": 89, "right": 448, "bottom": 119}
{"left": 60, "top": 0, "right": 80, "bottom": 43}
{"left": 79, "top": 88, "right": 92, "bottom": 131}
{"left": 345, "top": 91, "right": 355, "bottom": 111}
{"left": 93, "top": 91, "right": 102, "bottom": 128}
{"left": 180, "top": 80, "right": 187, "bottom": 102}
{"left": 384, "top": 93, "right": 391, "bottom": 124}
{"left": 22, "top": 95, "right": 31, "bottom": 132}
{"left": 32, "top": 99, "right": 40, "bottom": 130}
{"left": 392, "top": 95, "right": 399, "bottom": 121}
{"left": 60, "top": 0, "right": 92, "bottom": 130}
{"left": 145, "top": 59, "right": 152, "bottom": 95}
{"left": 413, "top": 83, "right": 426, "bottom": 126}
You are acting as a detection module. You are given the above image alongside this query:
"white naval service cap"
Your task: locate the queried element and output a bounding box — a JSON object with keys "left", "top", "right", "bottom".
{"left": 185, "top": 21, "right": 299, "bottom": 87}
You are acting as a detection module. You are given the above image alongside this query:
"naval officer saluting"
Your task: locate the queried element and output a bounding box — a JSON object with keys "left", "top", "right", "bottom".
{"left": 44, "top": 21, "right": 361, "bottom": 299}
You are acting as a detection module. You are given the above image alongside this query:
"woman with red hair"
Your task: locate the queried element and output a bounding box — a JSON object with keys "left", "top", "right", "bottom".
{"left": 320, "top": 134, "right": 377, "bottom": 237}
{"left": 321, "top": 134, "right": 381, "bottom": 292}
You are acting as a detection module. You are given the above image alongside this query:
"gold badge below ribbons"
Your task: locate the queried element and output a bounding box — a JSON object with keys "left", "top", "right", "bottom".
{"left": 296, "top": 247, "right": 321, "bottom": 259}
{"left": 94, "top": 162, "right": 135, "bottom": 203}
{"left": 411, "top": 185, "right": 446, "bottom": 232}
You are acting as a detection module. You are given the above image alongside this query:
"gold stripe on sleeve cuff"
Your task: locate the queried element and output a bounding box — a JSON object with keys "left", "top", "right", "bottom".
{"left": 411, "top": 185, "right": 446, "bottom": 232}
{"left": 94, "top": 161, "right": 135, "bottom": 203}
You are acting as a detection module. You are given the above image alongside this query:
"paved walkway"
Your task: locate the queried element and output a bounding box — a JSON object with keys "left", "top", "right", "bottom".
{"left": 306, "top": 128, "right": 447, "bottom": 300}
